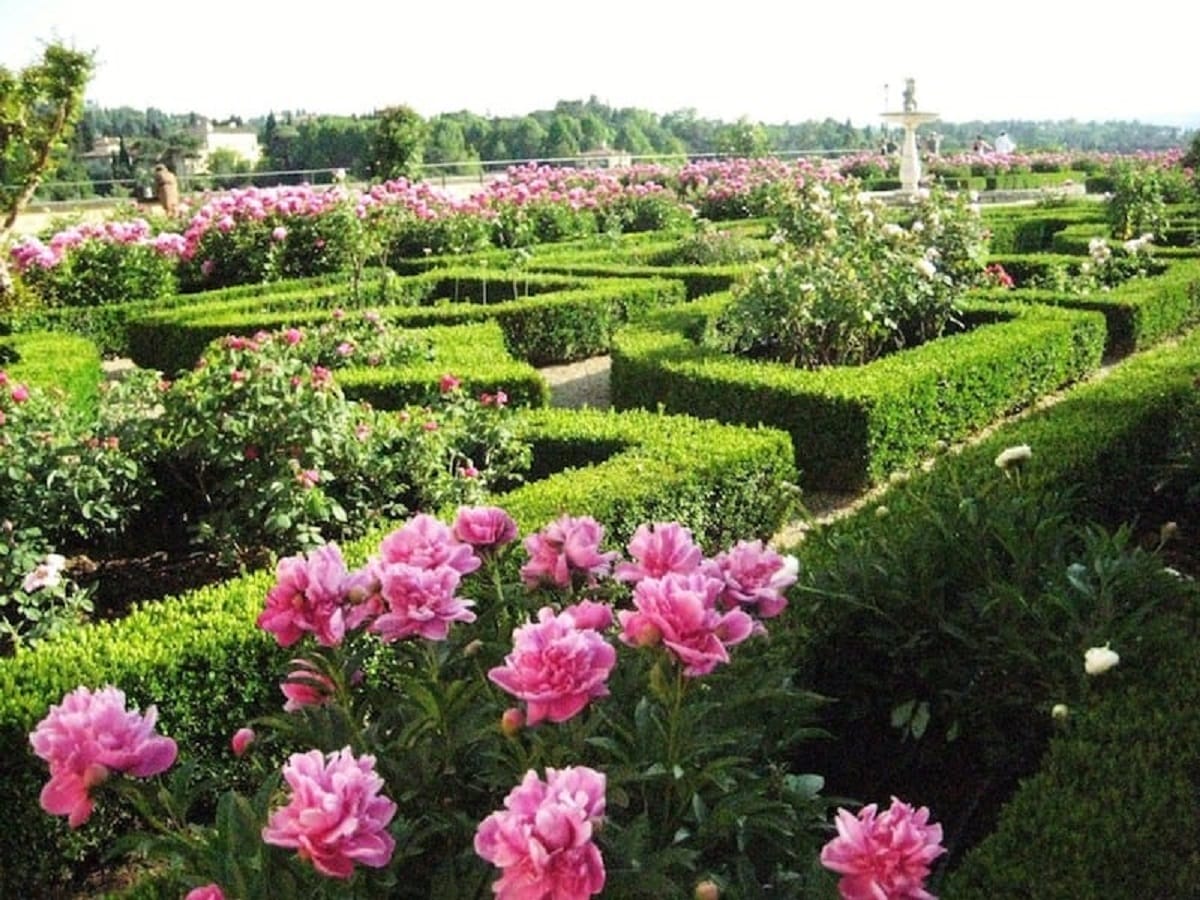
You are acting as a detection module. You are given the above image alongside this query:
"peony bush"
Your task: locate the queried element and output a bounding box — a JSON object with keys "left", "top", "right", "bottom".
{"left": 26, "top": 508, "right": 947, "bottom": 897}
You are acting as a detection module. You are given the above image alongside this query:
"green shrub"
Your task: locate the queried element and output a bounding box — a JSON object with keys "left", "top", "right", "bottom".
{"left": 17, "top": 239, "right": 177, "bottom": 309}
{"left": 612, "top": 294, "right": 1105, "bottom": 489}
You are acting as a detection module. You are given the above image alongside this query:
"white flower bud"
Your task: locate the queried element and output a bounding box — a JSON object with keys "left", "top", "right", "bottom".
{"left": 1084, "top": 643, "right": 1119, "bottom": 676}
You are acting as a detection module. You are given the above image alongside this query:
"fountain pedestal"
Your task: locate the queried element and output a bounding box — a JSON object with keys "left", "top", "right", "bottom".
{"left": 881, "top": 110, "right": 939, "bottom": 195}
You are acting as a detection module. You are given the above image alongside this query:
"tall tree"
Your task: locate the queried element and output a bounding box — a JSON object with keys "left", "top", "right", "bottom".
{"left": 368, "top": 105, "right": 426, "bottom": 180}
{"left": 0, "top": 41, "right": 93, "bottom": 295}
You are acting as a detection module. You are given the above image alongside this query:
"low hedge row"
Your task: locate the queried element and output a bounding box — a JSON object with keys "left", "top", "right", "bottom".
{"left": 0, "top": 331, "right": 102, "bottom": 418}
{"left": 977, "top": 256, "right": 1200, "bottom": 357}
{"left": 7, "top": 268, "right": 399, "bottom": 358}
{"left": 611, "top": 294, "right": 1106, "bottom": 490}
{"left": 337, "top": 321, "right": 549, "bottom": 409}
{"left": 980, "top": 204, "right": 1104, "bottom": 254}
{"left": 787, "top": 328, "right": 1200, "bottom": 897}
{"left": 127, "top": 272, "right": 685, "bottom": 373}
{"left": 0, "top": 406, "right": 796, "bottom": 896}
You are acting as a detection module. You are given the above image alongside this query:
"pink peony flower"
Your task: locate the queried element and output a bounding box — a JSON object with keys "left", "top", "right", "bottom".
{"left": 475, "top": 766, "right": 606, "bottom": 900}
{"left": 520, "top": 515, "right": 618, "bottom": 589}
{"left": 703, "top": 540, "right": 798, "bottom": 619}
{"left": 257, "top": 543, "right": 352, "bottom": 647}
{"left": 618, "top": 573, "right": 755, "bottom": 677}
{"left": 11, "top": 383, "right": 30, "bottom": 403}
{"left": 488, "top": 607, "right": 617, "bottom": 725}
{"left": 561, "top": 599, "right": 615, "bottom": 631}
{"left": 262, "top": 747, "right": 397, "bottom": 879}
{"left": 29, "top": 685, "right": 178, "bottom": 828}
{"left": 283, "top": 327, "right": 303, "bottom": 345}
{"left": 439, "top": 373, "right": 461, "bottom": 393}
{"left": 281, "top": 659, "right": 336, "bottom": 712}
{"left": 613, "top": 521, "right": 703, "bottom": 584}
{"left": 370, "top": 563, "right": 476, "bottom": 642}
{"left": 230, "top": 727, "right": 256, "bottom": 757}
{"left": 378, "top": 513, "right": 481, "bottom": 576}
{"left": 820, "top": 797, "right": 946, "bottom": 900}
{"left": 452, "top": 505, "right": 519, "bottom": 553}
{"left": 184, "top": 885, "right": 226, "bottom": 900}
{"left": 272, "top": 226, "right": 289, "bottom": 242}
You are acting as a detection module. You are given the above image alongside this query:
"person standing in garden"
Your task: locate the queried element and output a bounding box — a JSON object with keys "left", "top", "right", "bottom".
{"left": 994, "top": 131, "right": 1016, "bottom": 154}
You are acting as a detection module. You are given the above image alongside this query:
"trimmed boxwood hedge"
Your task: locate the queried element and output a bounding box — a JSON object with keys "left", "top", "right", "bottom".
{"left": 0, "top": 405, "right": 795, "bottom": 896}
{"left": 611, "top": 294, "right": 1106, "bottom": 490}
{"left": 975, "top": 256, "right": 1200, "bottom": 357}
{"left": 0, "top": 330, "right": 102, "bottom": 418}
{"left": 337, "top": 321, "right": 549, "bottom": 409}
{"left": 127, "top": 272, "right": 685, "bottom": 373}
{"left": 980, "top": 204, "right": 1104, "bottom": 254}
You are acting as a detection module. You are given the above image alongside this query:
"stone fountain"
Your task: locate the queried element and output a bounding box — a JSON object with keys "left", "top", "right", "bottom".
{"left": 881, "top": 78, "right": 938, "bottom": 195}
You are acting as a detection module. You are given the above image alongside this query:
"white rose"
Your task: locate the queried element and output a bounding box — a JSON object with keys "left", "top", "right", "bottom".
{"left": 1084, "top": 643, "right": 1120, "bottom": 676}
{"left": 1051, "top": 703, "right": 1070, "bottom": 721}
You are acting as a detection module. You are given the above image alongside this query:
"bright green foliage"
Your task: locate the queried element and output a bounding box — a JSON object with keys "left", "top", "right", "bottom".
{"left": 0, "top": 42, "right": 93, "bottom": 236}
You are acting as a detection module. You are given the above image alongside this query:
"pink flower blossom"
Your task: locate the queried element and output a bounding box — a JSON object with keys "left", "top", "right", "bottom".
{"left": 378, "top": 513, "right": 481, "bottom": 576}
{"left": 820, "top": 797, "right": 946, "bottom": 900}
{"left": 475, "top": 766, "right": 606, "bottom": 900}
{"left": 272, "top": 226, "right": 289, "bottom": 242}
{"left": 618, "top": 573, "right": 755, "bottom": 677}
{"left": 439, "top": 373, "right": 461, "bottom": 393}
{"left": 520, "top": 515, "right": 618, "bottom": 589}
{"left": 231, "top": 727, "right": 255, "bottom": 757}
{"left": 489, "top": 608, "right": 617, "bottom": 725}
{"left": 184, "top": 885, "right": 226, "bottom": 900}
{"left": 257, "top": 544, "right": 352, "bottom": 647}
{"left": 561, "top": 599, "right": 615, "bottom": 631}
{"left": 263, "top": 747, "right": 397, "bottom": 879}
{"left": 29, "top": 686, "right": 178, "bottom": 828}
{"left": 614, "top": 522, "right": 703, "bottom": 584}
{"left": 452, "top": 505, "right": 519, "bottom": 553}
{"left": 703, "top": 540, "right": 798, "bottom": 619}
{"left": 370, "top": 563, "right": 476, "bottom": 642}
{"left": 296, "top": 468, "right": 321, "bottom": 489}
{"left": 281, "top": 659, "right": 337, "bottom": 712}
{"left": 22, "top": 552, "right": 67, "bottom": 592}
{"left": 11, "top": 383, "right": 30, "bottom": 403}
{"left": 283, "top": 327, "right": 304, "bottom": 345}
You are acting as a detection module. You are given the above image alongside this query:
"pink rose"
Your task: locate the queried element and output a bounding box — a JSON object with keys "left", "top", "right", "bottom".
{"left": 29, "top": 686, "right": 178, "bottom": 828}
{"left": 475, "top": 767, "right": 606, "bottom": 900}
{"left": 618, "top": 573, "right": 755, "bottom": 677}
{"left": 184, "top": 885, "right": 226, "bottom": 900}
{"left": 820, "top": 797, "right": 945, "bottom": 900}
{"left": 488, "top": 607, "right": 616, "bottom": 725}
{"left": 263, "top": 747, "right": 397, "bottom": 879}
{"left": 439, "top": 373, "right": 461, "bottom": 393}
{"left": 520, "top": 515, "right": 618, "bottom": 589}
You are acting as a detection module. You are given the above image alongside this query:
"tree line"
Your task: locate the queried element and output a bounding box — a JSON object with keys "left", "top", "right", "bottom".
{"left": 38, "top": 95, "right": 1200, "bottom": 197}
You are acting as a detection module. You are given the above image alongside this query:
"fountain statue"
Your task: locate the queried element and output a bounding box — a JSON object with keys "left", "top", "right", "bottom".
{"left": 882, "top": 77, "right": 938, "bottom": 194}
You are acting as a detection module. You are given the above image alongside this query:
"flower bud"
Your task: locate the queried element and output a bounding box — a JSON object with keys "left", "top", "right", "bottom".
{"left": 230, "top": 727, "right": 256, "bottom": 757}
{"left": 695, "top": 881, "right": 720, "bottom": 900}
{"left": 500, "top": 707, "right": 525, "bottom": 736}
{"left": 1160, "top": 521, "right": 1179, "bottom": 544}
{"left": 1051, "top": 703, "right": 1069, "bottom": 721}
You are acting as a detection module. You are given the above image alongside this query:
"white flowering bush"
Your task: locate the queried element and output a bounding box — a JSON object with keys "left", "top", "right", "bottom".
{"left": 709, "top": 180, "right": 987, "bottom": 367}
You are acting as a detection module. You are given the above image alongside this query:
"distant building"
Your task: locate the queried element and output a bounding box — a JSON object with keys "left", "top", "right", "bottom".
{"left": 186, "top": 117, "right": 262, "bottom": 174}
{"left": 578, "top": 146, "right": 633, "bottom": 169}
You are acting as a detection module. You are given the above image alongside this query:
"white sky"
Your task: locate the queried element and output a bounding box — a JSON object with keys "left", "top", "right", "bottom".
{"left": 1, "top": 0, "right": 1197, "bottom": 128}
